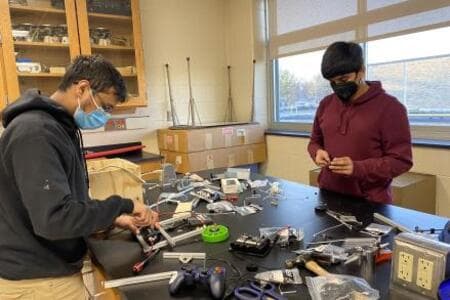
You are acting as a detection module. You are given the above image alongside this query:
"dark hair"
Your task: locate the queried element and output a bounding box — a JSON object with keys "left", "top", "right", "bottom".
{"left": 58, "top": 55, "right": 127, "bottom": 102}
{"left": 321, "top": 42, "right": 364, "bottom": 79}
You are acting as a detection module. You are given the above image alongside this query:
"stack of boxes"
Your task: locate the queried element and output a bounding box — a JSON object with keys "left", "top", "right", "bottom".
{"left": 157, "top": 124, "right": 266, "bottom": 173}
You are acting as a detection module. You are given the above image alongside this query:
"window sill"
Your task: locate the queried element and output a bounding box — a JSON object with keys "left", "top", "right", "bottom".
{"left": 265, "top": 129, "right": 450, "bottom": 149}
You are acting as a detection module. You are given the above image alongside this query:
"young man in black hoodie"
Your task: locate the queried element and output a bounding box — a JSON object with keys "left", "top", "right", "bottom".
{"left": 0, "top": 55, "right": 158, "bottom": 299}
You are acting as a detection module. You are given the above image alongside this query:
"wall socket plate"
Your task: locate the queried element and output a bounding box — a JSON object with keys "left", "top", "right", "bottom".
{"left": 398, "top": 251, "right": 414, "bottom": 282}
{"left": 391, "top": 233, "right": 450, "bottom": 298}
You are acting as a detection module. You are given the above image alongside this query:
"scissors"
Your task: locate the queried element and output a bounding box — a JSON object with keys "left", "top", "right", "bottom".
{"left": 234, "top": 281, "right": 286, "bottom": 300}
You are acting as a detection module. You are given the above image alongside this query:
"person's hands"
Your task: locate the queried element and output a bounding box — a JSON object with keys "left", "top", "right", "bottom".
{"left": 329, "top": 156, "right": 354, "bottom": 175}
{"left": 132, "top": 201, "right": 159, "bottom": 228}
{"left": 114, "top": 215, "right": 139, "bottom": 234}
{"left": 315, "top": 149, "right": 331, "bottom": 167}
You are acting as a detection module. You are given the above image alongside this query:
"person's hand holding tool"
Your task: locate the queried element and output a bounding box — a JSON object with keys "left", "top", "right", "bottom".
{"left": 132, "top": 202, "right": 159, "bottom": 228}
{"left": 315, "top": 149, "right": 331, "bottom": 167}
{"left": 329, "top": 156, "right": 354, "bottom": 175}
{"left": 114, "top": 215, "right": 139, "bottom": 234}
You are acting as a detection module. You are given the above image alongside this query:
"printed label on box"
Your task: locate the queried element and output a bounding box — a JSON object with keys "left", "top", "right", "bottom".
{"left": 206, "top": 154, "right": 215, "bottom": 169}
{"left": 175, "top": 155, "right": 182, "bottom": 165}
{"left": 247, "top": 150, "right": 254, "bottom": 163}
{"left": 174, "top": 135, "right": 179, "bottom": 151}
{"left": 227, "top": 154, "right": 236, "bottom": 167}
{"left": 237, "top": 129, "right": 247, "bottom": 144}
{"left": 236, "top": 129, "right": 246, "bottom": 137}
{"left": 222, "top": 127, "right": 234, "bottom": 135}
{"left": 204, "top": 133, "right": 213, "bottom": 149}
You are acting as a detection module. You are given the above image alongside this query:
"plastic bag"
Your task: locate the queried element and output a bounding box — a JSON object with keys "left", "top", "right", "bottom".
{"left": 306, "top": 274, "right": 380, "bottom": 300}
{"left": 206, "top": 201, "right": 235, "bottom": 213}
{"left": 259, "top": 227, "right": 304, "bottom": 246}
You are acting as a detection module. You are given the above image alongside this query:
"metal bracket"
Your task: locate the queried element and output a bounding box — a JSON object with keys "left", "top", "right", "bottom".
{"left": 163, "top": 252, "right": 206, "bottom": 263}
{"left": 152, "top": 227, "right": 203, "bottom": 251}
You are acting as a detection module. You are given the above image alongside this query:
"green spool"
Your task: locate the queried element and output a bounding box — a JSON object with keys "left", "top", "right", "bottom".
{"left": 202, "top": 224, "right": 229, "bottom": 243}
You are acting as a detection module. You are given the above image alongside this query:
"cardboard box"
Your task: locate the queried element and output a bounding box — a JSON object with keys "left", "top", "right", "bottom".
{"left": 161, "top": 143, "right": 267, "bottom": 173}
{"left": 309, "top": 168, "right": 436, "bottom": 214}
{"left": 157, "top": 124, "right": 265, "bottom": 153}
{"left": 87, "top": 158, "right": 144, "bottom": 203}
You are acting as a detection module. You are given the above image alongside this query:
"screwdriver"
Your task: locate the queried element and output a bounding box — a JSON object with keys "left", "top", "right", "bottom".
{"left": 132, "top": 249, "right": 160, "bottom": 274}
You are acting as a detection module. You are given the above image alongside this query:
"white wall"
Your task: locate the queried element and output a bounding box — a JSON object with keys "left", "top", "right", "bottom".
{"left": 83, "top": 0, "right": 231, "bottom": 152}
{"left": 263, "top": 135, "right": 450, "bottom": 218}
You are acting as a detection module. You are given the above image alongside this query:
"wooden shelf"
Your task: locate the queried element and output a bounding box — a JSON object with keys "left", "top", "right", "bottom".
{"left": 115, "top": 97, "right": 146, "bottom": 110}
{"left": 14, "top": 41, "right": 70, "bottom": 48}
{"left": 9, "top": 4, "right": 65, "bottom": 15}
{"left": 120, "top": 73, "right": 137, "bottom": 77}
{"left": 91, "top": 44, "right": 134, "bottom": 51}
{"left": 17, "top": 72, "right": 63, "bottom": 77}
{"left": 88, "top": 12, "right": 131, "bottom": 21}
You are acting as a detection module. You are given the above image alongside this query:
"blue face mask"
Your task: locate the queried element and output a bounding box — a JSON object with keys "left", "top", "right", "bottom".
{"left": 73, "top": 89, "right": 111, "bottom": 129}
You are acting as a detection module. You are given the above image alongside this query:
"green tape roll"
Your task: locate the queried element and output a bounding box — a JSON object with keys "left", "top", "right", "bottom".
{"left": 202, "top": 224, "right": 229, "bottom": 243}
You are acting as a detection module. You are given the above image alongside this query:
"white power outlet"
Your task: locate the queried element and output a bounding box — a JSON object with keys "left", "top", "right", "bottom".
{"left": 416, "top": 258, "right": 434, "bottom": 290}
{"left": 398, "top": 251, "right": 414, "bottom": 282}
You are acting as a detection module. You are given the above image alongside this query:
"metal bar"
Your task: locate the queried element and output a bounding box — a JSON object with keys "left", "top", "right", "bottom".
{"left": 373, "top": 213, "right": 412, "bottom": 233}
{"left": 135, "top": 232, "right": 152, "bottom": 253}
{"left": 152, "top": 228, "right": 203, "bottom": 250}
{"left": 159, "top": 226, "right": 176, "bottom": 247}
{"left": 165, "top": 63, "right": 179, "bottom": 126}
{"left": 186, "top": 57, "right": 195, "bottom": 126}
{"left": 159, "top": 215, "right": 191, "bottom": 228}
{"left": 103, "top": 271, "right": 177, "bottom": 289}
{"left": 163, "top": 252, "right": 206, "bottom": 260}
{"left": 250, "top": 59, "right": 256, "bottom": 122}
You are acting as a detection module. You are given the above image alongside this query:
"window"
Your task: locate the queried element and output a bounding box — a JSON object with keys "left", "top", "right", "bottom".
{"left": 269, "top": 0, "right": 450, "bottom": 137}
{"left": 272, "top": 26, "right": 450, "bottom": 129}
{"left": 275, "top": 49, "right": 329, "bottom": 123}
{"left": 367, "top": 27, "right": 450, "bottom": 126}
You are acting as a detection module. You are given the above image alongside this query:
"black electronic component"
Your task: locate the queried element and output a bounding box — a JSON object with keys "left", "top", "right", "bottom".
{"left": 229, "top": 234, "right": 272, "bottom": 257}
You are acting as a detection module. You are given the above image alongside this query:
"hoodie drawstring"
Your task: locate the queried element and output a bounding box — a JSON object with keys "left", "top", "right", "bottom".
{"left": 75, "top": 128, "right": 90, "bottom": 188}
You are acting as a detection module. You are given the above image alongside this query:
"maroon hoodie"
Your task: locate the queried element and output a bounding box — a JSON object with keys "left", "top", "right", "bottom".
{"left": 308, "top": 81, "right": 413, "bottom": 204}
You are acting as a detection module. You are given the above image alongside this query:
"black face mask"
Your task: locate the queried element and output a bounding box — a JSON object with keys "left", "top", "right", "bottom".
{"left": 330, "top": 81, "right": 358, "bottom": 103}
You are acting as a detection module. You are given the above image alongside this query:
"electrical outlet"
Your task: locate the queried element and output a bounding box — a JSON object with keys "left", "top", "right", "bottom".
{"left": 416, "top": 258, "right": 433, "bottom": 290}
{"left": 398, "top": 251, "right": 414, "bottom": 282}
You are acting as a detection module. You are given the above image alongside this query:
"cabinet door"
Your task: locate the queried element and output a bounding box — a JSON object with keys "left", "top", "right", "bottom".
{"left": 0, "top": 0, "right": 80, "bottom": 101}
{"left": 75, "top": 0, "right": 146, "bottom": 109}
{"left": 0, "top": 41, "right": 8, "bottom": 111}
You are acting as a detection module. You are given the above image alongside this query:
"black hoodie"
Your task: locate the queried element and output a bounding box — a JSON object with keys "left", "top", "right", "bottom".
{"left": 0, "top": 90, "right": 134, "bottom": 280}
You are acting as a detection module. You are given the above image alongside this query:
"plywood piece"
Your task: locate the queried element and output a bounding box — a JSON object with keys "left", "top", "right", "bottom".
{"left": 87, "top": 158, "right": 143, "bottom": 203}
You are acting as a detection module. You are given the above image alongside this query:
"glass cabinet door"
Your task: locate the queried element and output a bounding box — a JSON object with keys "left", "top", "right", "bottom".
{"left": 76, "top": 0, "right": 146, "bottom": 109}
{"left": 0, "top": 0, "right": 80, "bottom": 99}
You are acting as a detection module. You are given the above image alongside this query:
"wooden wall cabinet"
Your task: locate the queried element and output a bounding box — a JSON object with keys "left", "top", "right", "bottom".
{"left": 0, "top": 42, "right": 8, "bottom": 111}
{"left": 0, "top": 0, "right": 146, "bottom": 110}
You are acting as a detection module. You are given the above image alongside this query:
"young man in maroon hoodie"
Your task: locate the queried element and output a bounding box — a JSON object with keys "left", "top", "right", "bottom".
{"left": 308, "top": 41, "right": 413, "bottom": 204}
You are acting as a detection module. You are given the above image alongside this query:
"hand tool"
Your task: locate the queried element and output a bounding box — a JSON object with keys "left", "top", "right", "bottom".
{"left": 132, "top": 249, "right": 160, "bottom": 274}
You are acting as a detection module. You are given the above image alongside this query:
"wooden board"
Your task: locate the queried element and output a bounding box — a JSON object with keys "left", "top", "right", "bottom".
{"left": 0, "top": 43, "right": 7, "bottom": 110}
{"left": 87, "top": 158, "right": 144, "bottom": 204}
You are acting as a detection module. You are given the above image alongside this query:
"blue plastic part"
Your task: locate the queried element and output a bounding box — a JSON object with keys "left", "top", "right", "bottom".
{"left": 438, "top": 278, "right": 450, "bottom": 300}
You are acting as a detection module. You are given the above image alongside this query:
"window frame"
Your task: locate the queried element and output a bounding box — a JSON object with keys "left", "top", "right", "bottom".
{"left": 268, "top": 42, "right": 450, "bottom": 141}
